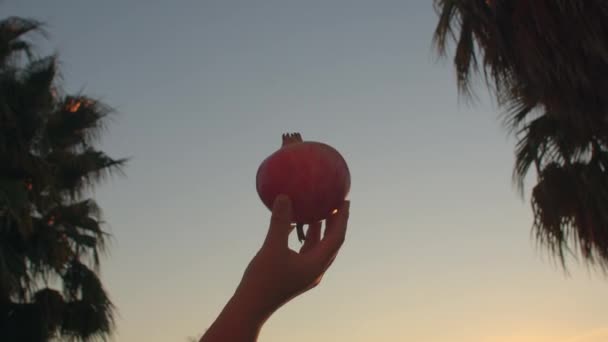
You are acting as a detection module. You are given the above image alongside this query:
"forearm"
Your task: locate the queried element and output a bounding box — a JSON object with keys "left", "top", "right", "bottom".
{"left": 200, "top": 290, "right": 273, "bottom": 342}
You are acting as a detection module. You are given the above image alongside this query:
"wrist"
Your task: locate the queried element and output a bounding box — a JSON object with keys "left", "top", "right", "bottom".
{"left": 231, "top": 283, "right": 282, "bottom": 322}
{"left": 202, "top": 290, "right": 271, "bottom": 341}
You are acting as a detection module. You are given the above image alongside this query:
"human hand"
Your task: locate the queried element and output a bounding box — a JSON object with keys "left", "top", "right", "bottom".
{"left": 235, "top": 194, "right": 350, "bottom": 317}
{"left": 199, "top": 195, "right": 349, "bottom": 342}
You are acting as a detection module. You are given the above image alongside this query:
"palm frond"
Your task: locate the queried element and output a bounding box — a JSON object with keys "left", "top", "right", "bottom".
{"left": 432, "top": 0, "right": 459, "bottom": 58}
{"left": 0, "top": 17, "right": 45, "bottom": 66}
{"left": 0, "top": 56, "right": 57, "bottom": 152}
{"left": 45, "top": 96, "right": 113, "bottom": 151}
{"left": 434, "top": 0, "right": 608, "bottom": 270}
{"left": 61, "top": 260, "right": 114, "bottom": 341}
{"left": 45, "top": 200, "right": 108, "bottom": 269}
{"left": 529, "top": 150, "right": 608, "bottom": 271}
{"left": 48, "top": 148, "right": 127, "bottom": 198}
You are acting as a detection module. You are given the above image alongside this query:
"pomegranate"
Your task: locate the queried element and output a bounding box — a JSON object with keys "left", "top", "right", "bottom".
{"left": 256, "top": 132, "right": 351, "bottom": 242}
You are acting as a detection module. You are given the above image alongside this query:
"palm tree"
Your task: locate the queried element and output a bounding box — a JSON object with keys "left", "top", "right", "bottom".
{"left": 0, "top": 16, "right": 126, "bottom": 341}
{"left": 433, "top": 1, "right": 608, "bottom": 270}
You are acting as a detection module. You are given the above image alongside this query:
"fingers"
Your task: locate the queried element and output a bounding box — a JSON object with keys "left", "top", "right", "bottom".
{"left": 324, "top": 200, "right": 349, "bottom": 245}
{"left": 300, "top": 221, "right": 322, "bottom": 253}
{"left": 313, "top": 200, "right": 350, "bottom": 264}
{"left": 264, "top": 194, "right": 294, "bottom": 247}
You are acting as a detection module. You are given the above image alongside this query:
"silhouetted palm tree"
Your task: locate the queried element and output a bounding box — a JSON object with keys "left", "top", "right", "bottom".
{"left": 433, "top": 1, "right": 608, "bottom": 270}
{"left": 0, "top": 17, "right": 126, "bottom": 341}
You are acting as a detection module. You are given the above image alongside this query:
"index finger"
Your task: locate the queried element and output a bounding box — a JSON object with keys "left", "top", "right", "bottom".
{"left": 264, "top": 194, "right": 295, "bottom": 247}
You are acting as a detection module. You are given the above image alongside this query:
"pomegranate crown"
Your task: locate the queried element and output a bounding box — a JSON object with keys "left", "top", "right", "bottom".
{"left": 281, "top": 132, "right": 303, "bottom": 146}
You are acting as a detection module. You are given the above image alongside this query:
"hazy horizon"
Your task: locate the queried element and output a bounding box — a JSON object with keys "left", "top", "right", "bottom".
{"left": 5, "top": 1, "right": 608, "bottom": 341}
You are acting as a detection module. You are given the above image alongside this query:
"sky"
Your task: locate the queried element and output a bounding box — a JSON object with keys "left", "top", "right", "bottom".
{"left": 5, "top": 1, "right": 608, "bottom": 341}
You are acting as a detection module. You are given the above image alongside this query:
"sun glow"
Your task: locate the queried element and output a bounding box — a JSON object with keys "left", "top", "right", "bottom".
{"left": 66, "top": 100, "right": 82, "bottom": 112}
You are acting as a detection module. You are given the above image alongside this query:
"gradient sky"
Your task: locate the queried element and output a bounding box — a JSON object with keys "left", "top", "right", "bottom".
{"left": 6, "top": 1, "right": 608, "bottom": 341}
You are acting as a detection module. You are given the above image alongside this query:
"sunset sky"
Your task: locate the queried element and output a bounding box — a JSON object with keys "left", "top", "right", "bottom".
{"left": 6, "top": 1, "right": 608, "bottom": 341}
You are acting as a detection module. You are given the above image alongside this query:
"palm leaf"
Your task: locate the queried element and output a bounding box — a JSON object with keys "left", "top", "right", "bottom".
{"left": 0, "top": 17, "right": 44, "bottom": 66}
{"left": 434, "top": 0, "right": 608, "bottom": 270}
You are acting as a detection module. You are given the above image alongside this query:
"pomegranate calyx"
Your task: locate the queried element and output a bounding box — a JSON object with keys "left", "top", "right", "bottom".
{"left": 281, "top": 132, "right": 303, "bottom": 147}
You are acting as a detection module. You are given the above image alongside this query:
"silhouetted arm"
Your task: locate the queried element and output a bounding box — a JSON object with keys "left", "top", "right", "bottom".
{"left": 199, "top": 289, "right": 269, "bottom": 341}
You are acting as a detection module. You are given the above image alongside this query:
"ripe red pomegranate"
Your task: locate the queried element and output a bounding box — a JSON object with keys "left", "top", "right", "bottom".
{"left": 256, "top": 133, "right": 351, "bottom": 241}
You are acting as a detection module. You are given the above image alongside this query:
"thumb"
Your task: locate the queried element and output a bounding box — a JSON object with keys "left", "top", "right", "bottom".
{"left": 264, "top": 194, "right": 294, "bottom": 247}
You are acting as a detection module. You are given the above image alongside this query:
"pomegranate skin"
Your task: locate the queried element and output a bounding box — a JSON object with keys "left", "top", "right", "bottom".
{"left": 256, "top": 135, "right": 350, "bottom": 224}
